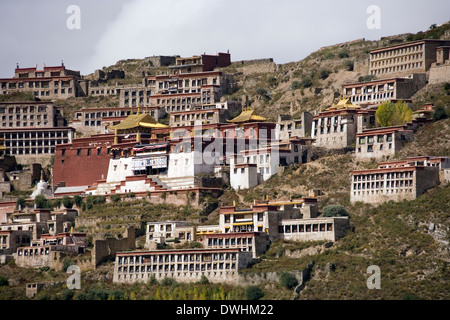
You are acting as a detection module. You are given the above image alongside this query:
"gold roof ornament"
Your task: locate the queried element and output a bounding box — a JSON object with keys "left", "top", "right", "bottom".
{"left": 109, "top": 113, "right": 168, "bottom": 131}
{"left": 326, "top": 98, "right": 361, "bottom": 111}
{"left": 227, "top": 109, "right": 267, "bottom": 123}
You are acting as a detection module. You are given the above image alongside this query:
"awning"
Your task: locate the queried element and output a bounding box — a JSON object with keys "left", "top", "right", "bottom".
{"left": 232, "top": 222, "right": 254, "bottom": 226}
{"left": 195, "top": 231, "right": 216, "bottom": 235}
{"left": 131, "top": 156, "right": 167, "bottom": 170}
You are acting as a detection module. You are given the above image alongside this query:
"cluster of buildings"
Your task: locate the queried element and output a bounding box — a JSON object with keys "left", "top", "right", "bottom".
{"left": 0, "top": 37, "right": 449, "bottom": 286}
{"left": 0, "top": 207, "right": 86, "bottom": 267}
{"left": 113, "top": 197, "right": 350, "bottom": 284}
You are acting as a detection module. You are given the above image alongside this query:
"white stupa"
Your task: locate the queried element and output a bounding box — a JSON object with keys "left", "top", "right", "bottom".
{"left": 30, "top": 172, "right": 53, "bottom": 199}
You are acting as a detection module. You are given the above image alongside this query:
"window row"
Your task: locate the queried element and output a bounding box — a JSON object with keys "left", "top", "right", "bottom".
{"left": 117, "top": 262, "right": 237, "bottom": 273}
{"left": 118, "top": 253, "right": 237, "bottom": 265}
{"left": 278, "top": 223, "right": 333, "bottom": 234}
{"left": 353, "top": 179, "right": 414, "bottom": 190}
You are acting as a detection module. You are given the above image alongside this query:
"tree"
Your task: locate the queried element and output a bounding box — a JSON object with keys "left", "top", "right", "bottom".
{"left": 16, "top": 197, "right": 26, "bottom": 210}
{"left": 319, "top": 69, "right": 331, "bottom": 80}
{"left": 256, "top": 88, "right": 270, "bottom": 102}
{"left": 62, "top": 196, "right": 74, "bottom": 209}
{"left": 376, "top": 101, "right": 412, "bottom": 127}
{"left": 322, "top": 205, "right": 349, "bottom": 217}
{"left": 375, "top": 101, "right": 395, "bottom": 127}
{"left": 291, "top": 81, "right": 302, "bottom": 90}
{"left": 110, "top": 194, "right": 121, "bottom": 202}
{"left": 391, "top": 101, "right": 413, "bottom": 126}
{"left": 279, "top": 272, "right": 299, "bottom": 289}
{"left": 0, "top": 275, "right": 9, "bottom": 287}
{"left": 73, "top": 195, "right": 83, "bottom": 207}
{"left": 433, "top": 106, "right": 448, "bottom": 121}
{"left": 198, "top": 275, "right": 209, "bottom": 285}
{"left": 338, "top": 50, "right": 350, "bottom": 58}
{"left": 52, "top": 198, "right": 62, "bottom": 209}
{"left": 245, "top": 285, "right": 264, "bottom": 300}
{"left": 34, "top": 195, "right": 50, "bottom": 209}
{"left": 301, "top": 77, "right": 313, "bottom": 88}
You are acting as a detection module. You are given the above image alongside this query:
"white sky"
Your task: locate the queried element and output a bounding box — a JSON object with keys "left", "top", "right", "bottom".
{"left": 0, "top": 0, "right": 449, "bottom": 77}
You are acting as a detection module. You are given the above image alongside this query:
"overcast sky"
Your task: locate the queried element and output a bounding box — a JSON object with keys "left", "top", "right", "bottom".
{"left": 0, "top": 0, "right": 449, "bottom": 77}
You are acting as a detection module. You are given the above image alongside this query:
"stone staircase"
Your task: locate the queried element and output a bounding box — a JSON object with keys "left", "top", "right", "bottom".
{"left": 115, "top": 175, "right": 167, "bottom": 193}
{"left": 149, "top": 175, "right": 170, "bottom": 190}
{"left": 95, "top": 181, "right": 121, "bottom": 194}
{"left": 157, "top": 176, "right": 196, "bottom": 190}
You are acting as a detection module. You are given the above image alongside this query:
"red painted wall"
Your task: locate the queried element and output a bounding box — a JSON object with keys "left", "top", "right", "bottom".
{"left": 53, "top": 135, "right": 114, "bottom": 187}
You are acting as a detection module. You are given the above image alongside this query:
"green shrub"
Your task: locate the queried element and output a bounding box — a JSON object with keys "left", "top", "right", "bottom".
{"left": 148, "top": 274, "right": 158, "bottom": 285}
{"left": 73, "top": 195, "right": 83, "bottom": 207}
{"left": 267, "top": 76, "right": 278, "bottom": 87}
{"left": 189, "top": 241, "right": 203, "bottom": 249}
{"left": 256, "top": 88, "right": 270, "bottom": 102}
{"left": 59, "top": 289, "right": 75, "bottom": 300}
{"left": 344, "top": 59, "right": 354, "bottom": 71}
{"left": 322, "top": 205, "right": 349, "bottom": 217}
{"left": 291, "top": 81, "right": 302, "bottom": 90}
{"left": 301, "top": 77, "right": 313, "bottom": 88}
{"left": 358, "top": 75, "right": 376, "bottom": 83}
{"left": 161, "top": 277, "right": 177, "bottom": 286}
{"left": 16, "top": 197, "right": 26, "bottom": 210}
{"left": 34, "top": 195, "right": 50, "bottom": 209}
{"left": 198, "top": 275, "right": 209, "bottom": 285}
{"left": 256, "top": 88, "right": 268, "bottom": 96}
{"left": 319, "top": 69, "right": 331, "bottom": 80}
{"left": 444, "top": 82, "right": 450, "bottom": 94}
{"left": 110, "top": 194, "right": 121, "bottom": 202}
{"left": 279, "top": 272, "right": 299, "bottom": 289}
{"left": 323, "top": 52, "right": 335, "bottom": 60}
{"left": 338, "top": 50, "right": 350, "bottom": 58}
{"left": 0, "top": 275, "right": 9, "bottom": 287}
{"left": 52, "top": 198, "right": 62, "bottom": 209}
{"left": 76, "top": 287, "right": 110, "bottom": 300}
{"left": 61, "top": 258, "right": 74, "bottom": 272}
{"left": 245, "top": 285, "right": 264, "bottom": 300}
{"left": 433, "top": 106, "right": 447, "bottom": 121}
{"left": 62, "top": 196, "right": 74, "bottom": 209}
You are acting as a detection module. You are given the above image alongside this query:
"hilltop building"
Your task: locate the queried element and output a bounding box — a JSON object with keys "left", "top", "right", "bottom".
{"left": 0, "top": 63, "right": 88, "bottom": 99}
{"left": 355, "top": 126, "right": 414, "bottom": 161}
{"left": 275, "top": 113, "right": 313, "bottom": 140}
{"left": 342, "top": 74, "right": 426, "bottom": 107}
{"left": 369, "top": 39, "right": 450, "bottom": 79}
{"left": 0, "top": 127, "right": 74, "bottom": 159}
{"left": 0, "top": 101, "right": 65, "bottom": 129}
{"left": 311, "top": 98, "right": 376, "bottom": 149}
{"left": 350, "top": 156, "right": 449, "bottom": 204}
